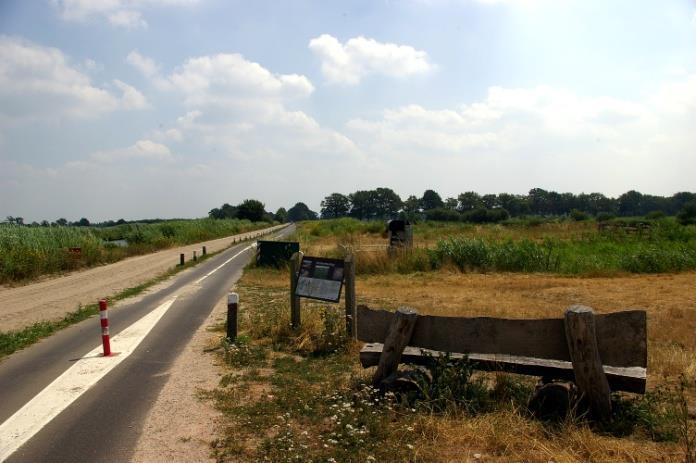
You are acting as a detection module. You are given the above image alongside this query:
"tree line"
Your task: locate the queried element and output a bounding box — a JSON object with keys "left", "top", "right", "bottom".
{"left": 7, "top": 187, "right": 695, "bottom": 228}
{"left": 207, "top": 188, "right": 696, "bottom": 226}
{"left": 316, "top": 188, "right": 696, "bottom": 224}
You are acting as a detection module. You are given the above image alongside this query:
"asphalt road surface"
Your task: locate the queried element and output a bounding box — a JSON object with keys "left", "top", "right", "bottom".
{"left": 0, "top": 224, "right": 295, "bottom": 463}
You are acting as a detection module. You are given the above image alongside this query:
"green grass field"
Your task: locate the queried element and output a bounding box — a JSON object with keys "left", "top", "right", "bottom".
{"left": 0, "top": 218, "right": 271, "bottom": 284}
{"left": 295, "top": 217, "right": 696, "bottom": 276}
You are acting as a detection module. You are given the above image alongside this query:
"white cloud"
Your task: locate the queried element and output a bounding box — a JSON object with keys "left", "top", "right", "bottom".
{"left": 123, "top": 50, "right": 357, "bottom": 165}
{"left": 344, "top": 76, "right": 696, "bottom": 195}
{"left": 108, "top": 9, "right": 147, "bottom": 29}
{"left": 166, "top": 53, "right": 314, "bottom": 106}
{"left": 0, "top": 36, "right": 147, "bottom": 121}
{"left": 52, "top": 0, "right": 199, "bottom": 29}
{"left": 90, "top": 139, "right": 172, "bottom": 162}
{"left": 308, "top": 34, "right": 433, "bottom": 85}
{"left": 126, "top": 50, "right": 159, "bottom": 78}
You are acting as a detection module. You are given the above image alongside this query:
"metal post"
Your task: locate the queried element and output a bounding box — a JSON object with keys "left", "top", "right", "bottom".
{"left": 227, "top": 293, "right": 238, "bottom": 342}
{"left": 99, "top": 299, "right": 111, "bottom": 356}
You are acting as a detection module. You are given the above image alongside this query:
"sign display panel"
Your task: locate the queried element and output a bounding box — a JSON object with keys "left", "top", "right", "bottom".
{"left": 296, "top": 256, "right": 345, "bottom": 302}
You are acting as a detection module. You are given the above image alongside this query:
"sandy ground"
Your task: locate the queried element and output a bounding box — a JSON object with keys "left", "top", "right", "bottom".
{"left": 0, "top": 224, "right": 287, "bottom": 332}
{"left": 130, "top": 294, "right": 228, "bottom": 463}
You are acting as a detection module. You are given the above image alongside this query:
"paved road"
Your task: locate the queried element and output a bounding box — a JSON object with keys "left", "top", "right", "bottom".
{"left": 0, "top": 224, "right": 295, "bottom": 463}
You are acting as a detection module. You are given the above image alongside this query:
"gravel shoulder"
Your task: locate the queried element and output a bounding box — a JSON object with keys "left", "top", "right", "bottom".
{"left": 0, "top": 224, "right": 285, "bottom": 332}
{"left": 130, "top": 295, "right": 227, "bottom": 463}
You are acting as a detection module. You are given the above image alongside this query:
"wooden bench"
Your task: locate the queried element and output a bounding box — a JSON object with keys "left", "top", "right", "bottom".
{"left": 357, "top": 304, "right": 647, "bottom": 421}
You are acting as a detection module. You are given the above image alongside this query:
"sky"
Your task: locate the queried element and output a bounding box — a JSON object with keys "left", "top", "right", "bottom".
{"left": 1, "top": 0, "right": 695, "bottom": 222}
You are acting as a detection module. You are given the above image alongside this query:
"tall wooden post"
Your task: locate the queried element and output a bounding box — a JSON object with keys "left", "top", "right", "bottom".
{"left": 290, "top": 251, "right": 303, "bottom": 329}
{"left": 564, "top": 305, "right": 612, "bottom": 422}
{"left": 344, "top": 253, "right": 357, "bottom": 339}
{"left": 373, "top": 307, "right": 418, "bottom": 388}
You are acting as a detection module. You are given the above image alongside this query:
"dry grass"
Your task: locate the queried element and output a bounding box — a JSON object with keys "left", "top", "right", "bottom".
{"left": 221, "top": 267, "right": 694, "bottom": 462}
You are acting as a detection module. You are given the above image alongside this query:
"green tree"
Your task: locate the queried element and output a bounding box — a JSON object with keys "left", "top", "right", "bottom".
{"left": 349, "top": 188, "right": 401, "bottom": 220}
{"left": 274, "top": 207, "right": 288, "bottom": 223}
{"left": 77, "top": 218, "right": 90, "bottom": 227}
{"left": 444, "top": 197, "right": 459, "bottom": 210}
{"left": 481, "top": 194, "right": 498, "bottom": 210}
{"left": 236, "top": 199, "right": 266, "bottom": 222}
{"left": 287, "top": 202, "right": 318, "bottom": 221}
{"left": 320, "top": 193, "right": 351, "bottom": 218}
{"left": 497, "top": 193, "right": 528, "bottom": 216}
{"left": 618, "top": 190, "right": 643, "bottom": 216}
{"left": 528, "top": 188, "right": 551, "bottom": 215}
{"left": 372, "top": 187, "right": 402, "bottom": 219}
{"left": 420, "top": 189, "right": 444, "bottom": 211}
{"left": 55, "top": 218, "right": 67, "bottom": 226}
{"left": 457, "top": 191, "right": 483, "bottom": 211}
{"left": 209, "top": 203, "right": 238, "bottom": 219}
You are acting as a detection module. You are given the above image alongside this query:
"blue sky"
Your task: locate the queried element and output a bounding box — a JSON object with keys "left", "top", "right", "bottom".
{"left": 1, "top": 0, "right": 695, "bottom": 221}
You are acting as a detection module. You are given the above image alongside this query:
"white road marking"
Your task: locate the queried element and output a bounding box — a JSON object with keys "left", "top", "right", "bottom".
{"left": 193, "top": 227, "right": 288, "bottom": 285}
{"left": 194, "top": 245, "right": 253, "bottom": 284}
{"left": 0, "top": 297, "right": 177, "bottom": 462}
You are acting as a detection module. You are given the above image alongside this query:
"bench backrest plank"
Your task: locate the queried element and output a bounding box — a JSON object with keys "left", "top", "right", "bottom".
{"left": 356, "top": 305, "right": 646, "bottom": 368}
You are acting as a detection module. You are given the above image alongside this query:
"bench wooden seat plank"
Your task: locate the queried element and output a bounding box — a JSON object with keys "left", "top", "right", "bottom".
{"left": 360, "top": 343, "right": 647, "bottom": 394}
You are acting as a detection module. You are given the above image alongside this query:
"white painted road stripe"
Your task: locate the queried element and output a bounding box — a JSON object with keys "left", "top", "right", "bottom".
{"left": 194, "top": 245, "right": 253, "bottom": 284}
{"left": 0, "top": 297, "right": 177, "bottom": 462}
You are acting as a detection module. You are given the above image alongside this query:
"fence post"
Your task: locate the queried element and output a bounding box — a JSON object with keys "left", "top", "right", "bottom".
{"left": 373, "top": 307, "right": 418, "bottom": 388}
{"left": 179, "top": 253, "right": 185, "bottom": 266}
{"left": 344, "top": 253, "right": 357, "bottom": 339}
{"left": 290, "top": 251, "right": 303, "bottom": 329}
{"left": 98, "top": 299, "right": 111, "bottom": 356}
{"left": 564, "top": 305, "right": 612, "bottom": 422}
{"left": 227, "top": 293, "right": 238, "bottom": 342}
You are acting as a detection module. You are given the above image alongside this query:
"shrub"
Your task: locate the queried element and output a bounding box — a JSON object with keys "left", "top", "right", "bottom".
{"left": 570, "top": 209, "right": 589, "bottom": 221}
{"left": 677, "top": 202, "right": 696, "bottom": 225}
{"left": 596, "top": 212, "right": 615, "bottom": 222}
{"left": 646, "top": 210, "right": 666, "bottom": 220}
{"left": 425, "top": 208, "right": 461, "bottom": 222}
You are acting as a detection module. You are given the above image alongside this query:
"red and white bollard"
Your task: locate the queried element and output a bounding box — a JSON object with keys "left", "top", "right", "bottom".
{"left": 99, "top": 299, "right": 111, "bottom": 356}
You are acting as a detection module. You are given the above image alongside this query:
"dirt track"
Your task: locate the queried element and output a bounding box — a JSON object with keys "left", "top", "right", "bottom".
{"left": 0, "top": 224, "right": 287, "bottom": 332}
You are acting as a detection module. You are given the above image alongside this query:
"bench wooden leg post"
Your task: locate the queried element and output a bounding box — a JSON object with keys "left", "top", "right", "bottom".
{"left": 564, "top": 305, "right": 612, "bottom": 422}
{"left": 372, "top": 307, "right": 418, "bottom": 388}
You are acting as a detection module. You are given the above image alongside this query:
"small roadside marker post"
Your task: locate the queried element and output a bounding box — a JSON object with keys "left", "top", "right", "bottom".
{"left": 227, "top": 293, "right": 238, "bottom": 342}
{"left": 180, "top": 253, "right": 185, "bottom": 266}
{"left": 193, "top": 250, "right": 197, "bottom": 261}
{"left": 99, "top": 299, "right": 111, "bottom": 356}
{"left": 202, "top": 246, "right": 207, "bottom": 256}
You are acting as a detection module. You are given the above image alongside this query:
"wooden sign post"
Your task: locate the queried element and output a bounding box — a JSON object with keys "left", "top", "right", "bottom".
{"left": 344, "top": 253, "right": 356, "bottom": 339}
{"left": 289, "top": 253, "right": 357, "bottom": 337}
{"left": 289, "top": 251, "right": 303, "bottom": 329}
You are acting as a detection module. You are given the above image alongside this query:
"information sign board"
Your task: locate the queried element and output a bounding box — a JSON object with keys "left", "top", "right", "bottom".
{"left": 295, "top": 256, "right": 345, "bottom": 302}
